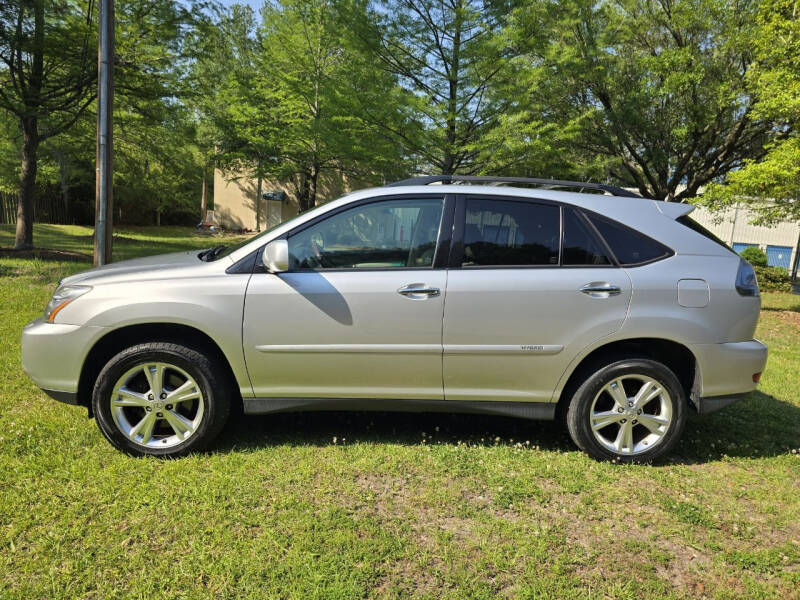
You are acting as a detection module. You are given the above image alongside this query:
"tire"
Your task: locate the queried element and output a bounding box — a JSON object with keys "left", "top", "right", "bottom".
{"left": 92, "top": 342, "right": 231, "bottom": 457}
{"left": 566, "top": 358, "right": 687, "bottom": 463}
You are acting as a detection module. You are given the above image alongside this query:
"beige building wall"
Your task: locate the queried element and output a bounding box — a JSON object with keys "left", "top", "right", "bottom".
{"left": 213, "top": 168, "right": 370, "bottom": 231}
{"left": 689, "top": 203, "right": 800, "bottom": 270}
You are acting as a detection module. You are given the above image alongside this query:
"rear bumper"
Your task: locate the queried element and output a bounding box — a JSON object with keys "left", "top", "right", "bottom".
{"left": 688, "top": 339, "right": 768, "bottom": 398}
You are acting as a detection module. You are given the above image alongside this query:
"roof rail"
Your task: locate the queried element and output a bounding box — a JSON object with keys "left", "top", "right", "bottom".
{"left": 385, "top": 175, "right": 641, "bottom": 198}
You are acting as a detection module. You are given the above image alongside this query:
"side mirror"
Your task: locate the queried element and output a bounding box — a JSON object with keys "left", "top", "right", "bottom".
{"left": 262, "top": 239, "right": 289, "bottom": 273}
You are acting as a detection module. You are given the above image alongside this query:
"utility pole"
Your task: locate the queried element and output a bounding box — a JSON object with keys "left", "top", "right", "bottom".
{"left": 94, "top": 0, "right": 114, "bottom": 266}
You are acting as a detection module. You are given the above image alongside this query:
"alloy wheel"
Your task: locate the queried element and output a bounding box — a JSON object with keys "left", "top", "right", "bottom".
{"left": 589, "top": 374, "right": 673, "bottom": 456}
{"left": 109, "top": 362, "right": 205, "bottom": 449}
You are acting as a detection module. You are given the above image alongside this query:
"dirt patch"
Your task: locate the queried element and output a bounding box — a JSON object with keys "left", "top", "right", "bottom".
{"left": 773, "top": 310, "right": 800, "bottom": 327}
{"left": 0, "top": 247, "right": 91, "bottom": 262}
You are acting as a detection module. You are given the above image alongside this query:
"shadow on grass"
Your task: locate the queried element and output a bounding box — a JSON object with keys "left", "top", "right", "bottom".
{"left": 762, "top": 302, "right": 800, "bottom": 313}
{"left": 211, "top": 390, "right": 799, "bottom": 464}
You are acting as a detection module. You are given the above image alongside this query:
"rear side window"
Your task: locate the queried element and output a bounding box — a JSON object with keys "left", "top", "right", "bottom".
{"left": 587, "top": 214, "right": 672, "bottom": 266}
{"left": 562, "top": 208, "right": 611, "bottom": 266}
{"left": 463, "top": 199, "right": 560, "bottom": 266}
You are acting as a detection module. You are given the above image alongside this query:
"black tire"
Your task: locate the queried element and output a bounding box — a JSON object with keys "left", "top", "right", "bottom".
{"left": 566, "top": 358, "right": 687, "bottom": 463}
{"left": 92, "top": 342, "right": 231, "bottom": 457}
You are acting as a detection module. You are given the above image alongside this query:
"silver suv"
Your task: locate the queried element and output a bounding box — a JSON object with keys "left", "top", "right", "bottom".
{"left": 21, "top": 176, "right": 768, "bottom": 461}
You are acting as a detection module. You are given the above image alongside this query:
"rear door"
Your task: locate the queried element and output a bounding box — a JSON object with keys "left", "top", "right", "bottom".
{"left": 442, "top": 196, "right": 632, "bottom": 402}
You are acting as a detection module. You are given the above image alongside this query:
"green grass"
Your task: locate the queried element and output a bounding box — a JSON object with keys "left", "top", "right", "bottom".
{"left": 1, "top": 224, "right": 799, "bottom": 599}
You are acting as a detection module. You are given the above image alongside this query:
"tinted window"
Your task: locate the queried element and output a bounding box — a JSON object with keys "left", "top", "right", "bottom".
{"left": 463, "top": 199, "right": 560, "bottom": 266}
{"left": 288, "top": 198, "right": 444, "bottom": 269}
{"left": 562, "top": 208, "right": 611, "bottom": 266}
{"left": 588, "top": 214, "right": 671, "bottom": 265}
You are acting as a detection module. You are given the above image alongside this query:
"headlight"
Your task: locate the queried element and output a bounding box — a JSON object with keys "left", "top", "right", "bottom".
{"left": 44, "top": 285, "right": 92, "bottom": 322}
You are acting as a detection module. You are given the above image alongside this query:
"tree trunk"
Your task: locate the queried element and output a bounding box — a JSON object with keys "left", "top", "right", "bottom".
{"left": 255, "top": 162, "right": 263, "bottom": 232}
{"left": 309, "top": 163, "right": 320, "bottom": 209}
{"left": 298, "top": 171, "right": 313, "bottom": 213}
{"left": 442, "top": 3, "right": 463, "bottom": 175}
{"left": 57, "top": 151, "right": 70, "bottom": 221}
{"left": 200, "top": 163, "right": 208, "bottom": 222}
{"left": 15, "top": 118, "right": 39, "bottom": 250}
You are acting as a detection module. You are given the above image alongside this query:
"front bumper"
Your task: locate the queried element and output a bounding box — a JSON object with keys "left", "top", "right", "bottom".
{"left": 688, "top": 338, "right": 768, "bottom": 401}
{"left": 21, "top": 318, "right": 108, "bottom": 401}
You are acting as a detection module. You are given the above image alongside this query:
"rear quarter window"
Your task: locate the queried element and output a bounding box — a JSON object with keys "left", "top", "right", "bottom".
{"left": 587, "top": 213, "right": 673, "bottom": 266}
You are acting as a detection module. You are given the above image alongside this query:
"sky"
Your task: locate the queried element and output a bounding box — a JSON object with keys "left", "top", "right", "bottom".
{"left": 218, "top": 0, "right": 264, "bottom": 10}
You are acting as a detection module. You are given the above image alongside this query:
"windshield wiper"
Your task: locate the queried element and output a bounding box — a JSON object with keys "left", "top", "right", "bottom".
{"left": 199, "top": 245, "right": 227, "bottom": 261}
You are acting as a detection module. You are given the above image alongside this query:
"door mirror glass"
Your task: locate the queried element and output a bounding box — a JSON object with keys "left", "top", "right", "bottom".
{"left": 262, "top": 239, "right": 289, "bottom": 273}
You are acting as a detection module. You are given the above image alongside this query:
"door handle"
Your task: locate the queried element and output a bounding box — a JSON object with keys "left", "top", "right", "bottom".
{"left": 580, "top": 282, "right": 621, "bottom": 298}
{"left": 398, "top": 283, "right": 440, "bottom": 299}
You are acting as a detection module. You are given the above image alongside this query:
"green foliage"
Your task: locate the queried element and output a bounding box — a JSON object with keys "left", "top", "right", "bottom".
{"left": 364, "top": 0, "right": 509, "bottom": 174}
{"left": 491, "top": 0, "right": 771, "bottom": 200}
{"left": 192, "top": 0, "right": 406, "bottom": 216}
{"left": 755, "top": 265, "right": 792, "bottom": 292}
{"left": 741, "top": 246, "right": 768, "bottom": 267}
{"left": 701, "top": 0, "right": 800, "bottom": 223}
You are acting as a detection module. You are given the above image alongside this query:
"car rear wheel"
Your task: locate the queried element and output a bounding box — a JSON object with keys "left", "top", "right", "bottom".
{"left": 566, "top": 358, "right": 687, "bottom": 462}
{"left": 92, "top": 342, "right": 231, "bottom": 457}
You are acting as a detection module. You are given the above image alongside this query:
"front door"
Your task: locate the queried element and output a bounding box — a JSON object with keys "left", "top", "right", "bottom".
{"left": 442, "top": 197, "right": 632, "bottom": 402}
{"left": 243, "top": 195, "right": 449, "bottom": 400}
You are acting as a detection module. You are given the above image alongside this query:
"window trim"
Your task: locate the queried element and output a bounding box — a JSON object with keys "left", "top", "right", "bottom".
{"left": 275, "top": 193, "right": 454, "bottom": 273}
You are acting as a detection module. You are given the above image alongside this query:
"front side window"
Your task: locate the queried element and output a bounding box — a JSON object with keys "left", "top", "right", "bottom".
{"left": 462, "top": 198, "right": 560, "bottom": 266}
{"left": 288, "top": 197, "right": 444, "bottom": 269}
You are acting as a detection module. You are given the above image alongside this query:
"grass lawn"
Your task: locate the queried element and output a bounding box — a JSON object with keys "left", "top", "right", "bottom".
{"left": 1, "top": 224, "right": 799, "bottom": 599}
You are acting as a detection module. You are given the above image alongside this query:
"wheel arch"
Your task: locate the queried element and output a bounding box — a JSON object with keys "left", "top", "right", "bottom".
{"left": 77, "top": 323, "right": 242, "bottom": 416}
{"left": 555, "top": 337, "right": 698, "bottom": 422}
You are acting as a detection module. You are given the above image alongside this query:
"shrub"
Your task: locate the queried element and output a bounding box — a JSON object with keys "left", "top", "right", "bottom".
{"left": 754, "top": 265, "right": 792, "bottom": 293}
{"left": 740, "top": 246, "right": 768, "bottom": 267}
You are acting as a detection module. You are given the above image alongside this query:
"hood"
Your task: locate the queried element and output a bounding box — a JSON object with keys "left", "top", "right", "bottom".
{"left": 60, "top": 249, "right": 218, "bottom": 286}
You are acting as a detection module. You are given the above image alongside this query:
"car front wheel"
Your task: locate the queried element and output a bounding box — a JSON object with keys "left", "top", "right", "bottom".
{"left": 566, "top": 358, "right": 687, "bottom": 462}
{"left": 92, "top": 342, "right": 231, "bottom": 457}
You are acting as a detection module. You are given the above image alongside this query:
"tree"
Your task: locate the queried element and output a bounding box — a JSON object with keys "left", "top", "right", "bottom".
{"left": 257, "top": 0, "right": 405, "bottom": 210}
{"left": 493, "top": 0, "right": 775, "bottom": 200}
{"left": 0, "top": 0, "right": 96, "bottom": 248}
{"left": 701, "top": 0, "right": 799, "bottom": 224}
{"left": 197, "top": 0, "right": 405, "bottom": 216}
{"left": 362, "top": 0, "right": 508, "bottom": 174}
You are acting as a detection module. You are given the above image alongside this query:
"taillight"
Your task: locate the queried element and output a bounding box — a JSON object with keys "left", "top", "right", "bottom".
{"left": 735, "top": 259, "right": 759, "bottom": 297}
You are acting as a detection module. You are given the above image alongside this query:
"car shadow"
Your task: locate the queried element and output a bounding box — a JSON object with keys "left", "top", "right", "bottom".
{"left": 211, "top": 390, "right": 799, "bottom": 464}
{"left": 277, "top": 272, "right": 353, "bottom": 326}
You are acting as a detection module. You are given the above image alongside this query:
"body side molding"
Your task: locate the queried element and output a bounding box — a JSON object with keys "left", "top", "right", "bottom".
{"left": 243, "top": 397, "right": 557, "bottom": 420}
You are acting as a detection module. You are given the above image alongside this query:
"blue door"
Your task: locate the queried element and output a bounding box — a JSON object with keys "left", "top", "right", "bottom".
{"left": 733, "top": 242, "right": 757, "bottom": 254}
{"left": 766, "top": 245, "right": 792, "bottom": 269}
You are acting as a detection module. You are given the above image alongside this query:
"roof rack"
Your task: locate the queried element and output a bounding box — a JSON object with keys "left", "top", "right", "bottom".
{"left": 385, "top": 175, "right": 641, "bottom": 198}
